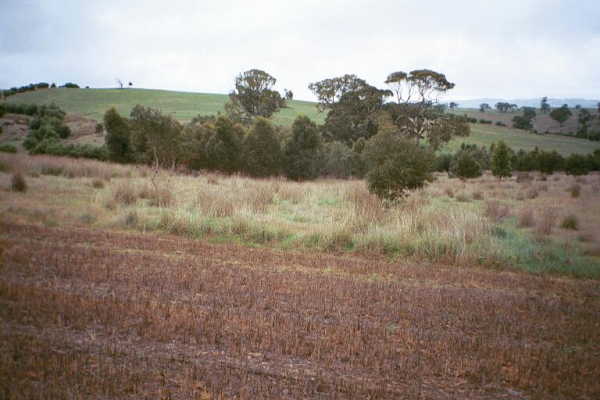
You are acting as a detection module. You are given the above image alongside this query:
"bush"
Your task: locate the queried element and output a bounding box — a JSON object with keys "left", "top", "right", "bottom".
{"left": 363, "top": 132, "right": 434, "bottom": 201}
{"left": 450, "top": 152, "right": 482, "bottom": 180}
{"left": 10, "top": 172, "right": 27, "bottom": 192}
{"left": 434, "top": 153, "right": 452, "bottom": 172}
{"left": 321, "top": 141, "right": 354, "bottom": 178}
{"left": 491, "top": 141, "right": 512, "bottom": 179}
{"left": 0, "top": 144, "right": 17, "bottom": 153}
{"left": 204, "top": 116, "right": 243, "bottom": 174}
{"left": 129, "top": 105, "right": 183, "bottom": 167}
{"left": 560, "top": 215, "right": 579, "bottom": 230}
{"left": 62, "top": 82, "right": 80, "bottom": 89}
{"left": 242, "top": 117, "right": 282, "bottom": 177}
{"left": 564, "top": 154, "right": 591, "bottom": 176}
{"left": 104, "top": 108, "right": 133, "bottom": 163}
{"left": 284, "top": 115, "right": 322, "bottom": 181}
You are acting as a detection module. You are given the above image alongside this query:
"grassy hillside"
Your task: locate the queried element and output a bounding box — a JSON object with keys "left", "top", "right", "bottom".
{"left": 5, "top": 88, "right": 325, "bottom": 125}
{"left": 447, "top": 123, "right": 600, "bottom": 155}
{"left": 452, "top": 108, "right": 600, "bottom": 135}
{"left": 5, "top": 88, "right": 600, "bottom": 155}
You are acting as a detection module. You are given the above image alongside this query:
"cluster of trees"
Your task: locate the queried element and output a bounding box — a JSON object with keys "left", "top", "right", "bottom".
{"left": 436, "top": 143, "right": 600, "bottom": 179}
{"left": 102, "top": 68, "right": 470, "bottom": 200}
{"left": 0, "top": 102, "right": 106, "bottom": 159}
{"left": 495, "top": 102, "right": 519, "bottom": 113}
{"left": 512, "top": 107, "right": 536, "bottom": 130}
{"left": 20, "top": 104, "right": 72, "bottom": 152}
{"left": 1, "top": 82, "right": 80, "bottom": 98}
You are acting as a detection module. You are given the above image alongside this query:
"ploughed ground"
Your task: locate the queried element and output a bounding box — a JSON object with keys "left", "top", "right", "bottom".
{"left": 1, "top": 222, "right": 599, "bottom": 399}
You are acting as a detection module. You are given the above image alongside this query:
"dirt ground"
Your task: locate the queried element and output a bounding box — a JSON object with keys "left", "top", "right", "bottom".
{"left": 1, "top": 221, "right": 599, "bottom": 399}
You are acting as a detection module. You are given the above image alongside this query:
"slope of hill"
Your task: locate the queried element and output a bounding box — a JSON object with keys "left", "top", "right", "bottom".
{"left": 4, "top": 88, "right": 325, "bottom": 125}
{"left": 446, "top": 123, "right": 600, "bottom": 155}
{"left": 451, "top": 108, "right": 600, "bottom": 137}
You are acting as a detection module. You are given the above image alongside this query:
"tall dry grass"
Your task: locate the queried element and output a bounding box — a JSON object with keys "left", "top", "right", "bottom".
{"left": 2, "top": 154, "right": 600, "bottom": 274}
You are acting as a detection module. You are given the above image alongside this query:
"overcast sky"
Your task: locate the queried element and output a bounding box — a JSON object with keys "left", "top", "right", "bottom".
{"left": 1, "top": 0, "right": 599, "bottom": 101}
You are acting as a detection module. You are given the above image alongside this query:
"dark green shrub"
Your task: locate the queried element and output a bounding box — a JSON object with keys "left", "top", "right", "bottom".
{"left": 205, "top": 116, "right": 243, "bottom": 174}
{"left": 242, "top": 117, "right": 282, "bottom": 177}
{"left": 0, "top": 144, "right": 17, "bottom": 153}
{"left": 434, "top": 153, "right": 453, "bottom": 172}
{"left": 62, "top": 82, "right": 80, "bottom": 89}
{"left": 321, "top": 141, "right": 353, "bottom": 178}
{"left": 538, "top": 150, "right": 564, "bottom": 174}
{"left": 450, "top": 152, "right": 482, "bottom": 180}
{"left": 284, "top": 115, "right": 322, "bottom": 181}
{"left": 104, "top": 108, "right": 133, "bottom": 163}
{"left": 491, "top": 141, "right": 512, "bottom": 179}
{"left": 363, "top": 131, "right": 434, "bottom": 200}
{"left": 11, "top": 172, "right": 27, "bottom": 192}
{"left": 564, "top": 154, "right": 591, "bottom": 176}
{"left": 129, "top": 105, "right": 183, "bottom": 166}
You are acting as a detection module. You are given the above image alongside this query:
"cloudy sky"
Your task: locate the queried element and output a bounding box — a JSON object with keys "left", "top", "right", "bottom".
{"left": 1, "top": 0, "right": 599, "bottom": 101}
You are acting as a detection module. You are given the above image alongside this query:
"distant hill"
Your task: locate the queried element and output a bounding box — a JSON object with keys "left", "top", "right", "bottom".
{"left": 453, "top": 98, "right": 600, "bottom": 109}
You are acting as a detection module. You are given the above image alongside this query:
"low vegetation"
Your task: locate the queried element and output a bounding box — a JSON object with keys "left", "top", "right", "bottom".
{"left": 1, "top": 153, "right": 599, "bottom": 278}
{"left": 2, "top": 154, "right": 600, "bottom": 399}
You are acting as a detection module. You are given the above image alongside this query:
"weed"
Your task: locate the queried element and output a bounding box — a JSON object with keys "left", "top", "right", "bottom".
{"left": 123, "top": 211, "right": 139, "bottom": 227}
{"left": 518, "top": 209, "right": 535, "bottom": 228}
{"left": 569, "top": 184, "right": 581, "bottom": 198}
{"left": 112, "top": 182, "right": 138, "bottom": 205}
{"left": 456, "top": 192, "right": 470, "bottom": 202}
{"left": 536, "top": 208, "right": 557, "bottom": 235}
{"left": 485, "top": 200, "right": 509, "bottom": 222}
{"left": 560, "top": 215, "right": 579, "bottom": 230}
{"left": 91, "top": 179, "right": 105, "bottom": 189}
{"left": 10, "top": 172, "right": 27, "bottom": 192}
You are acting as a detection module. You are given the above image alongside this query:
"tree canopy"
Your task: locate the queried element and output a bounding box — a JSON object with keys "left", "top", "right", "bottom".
{"left": 226, "top": 69, "right": 285, "bottom": 122}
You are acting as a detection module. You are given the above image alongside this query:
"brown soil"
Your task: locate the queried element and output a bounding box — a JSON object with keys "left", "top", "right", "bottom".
{"left": 1, "top": 222, "right": 599, "bottom": 399}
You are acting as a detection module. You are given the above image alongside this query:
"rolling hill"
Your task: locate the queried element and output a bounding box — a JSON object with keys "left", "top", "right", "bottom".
{"left": 4, "top": 87, "right": 600, "bottom": 155}
{"left": 4, "top": 88, "right": 325, "bottom": 125}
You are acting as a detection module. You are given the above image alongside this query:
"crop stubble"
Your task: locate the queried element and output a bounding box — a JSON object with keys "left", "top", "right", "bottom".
{"left": 1, "top": 222, "right": 599, "bottom": 399}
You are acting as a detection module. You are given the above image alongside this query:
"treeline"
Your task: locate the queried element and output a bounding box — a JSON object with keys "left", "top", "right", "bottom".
{"left": 1, "top": 82, "right": 79, "bottom": 98}
{"left": 436, "top": 143, "right": 600, "bottom": 178}
{"left": 104, "top": 106, "right": 362, "bottom": 180}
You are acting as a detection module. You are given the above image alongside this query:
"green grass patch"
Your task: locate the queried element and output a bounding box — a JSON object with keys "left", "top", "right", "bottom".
{"left": 446, "top": 123, "right": 600, "bottom": 155}
{"left": 6, "top": 88, "right": 324, "bottom": 125}
{"left": 490, "top": 222, "right": 600, "bottom": 278}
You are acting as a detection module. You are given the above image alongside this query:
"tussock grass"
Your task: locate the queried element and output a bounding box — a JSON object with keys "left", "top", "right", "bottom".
{"left": 560, "top": 214, "right": 579, "bottom": 230}
{"left": 2, "top": 154, "right": 600, "bottom": 278}
{"left": 10, "top": 172, "right": 27, "bottom": 192}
